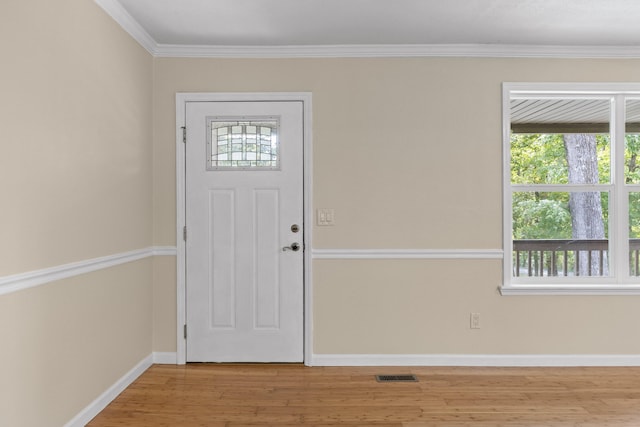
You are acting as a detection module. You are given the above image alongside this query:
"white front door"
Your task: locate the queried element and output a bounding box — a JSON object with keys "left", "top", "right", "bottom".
{"left": 185, "top": 101, "right": 304, "bottom": 362}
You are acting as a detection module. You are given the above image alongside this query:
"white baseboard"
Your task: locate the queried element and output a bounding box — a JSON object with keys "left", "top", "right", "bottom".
{"left": 65, "top": 352, "right": 177, "bottom": 426}
{"left": 64, "top": 354, "right": 153, "bottom": 427}
{"left": 310, "top": 353, "right": 640, "bottom": 367}
{"left": 153, "top": 351, "right": 178, "bottom": 364}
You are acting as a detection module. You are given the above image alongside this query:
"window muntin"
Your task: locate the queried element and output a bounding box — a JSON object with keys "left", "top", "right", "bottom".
{"left": 207, "top": 117, "right": 279, "bottom": 170}
{"left": 503, "top": 84, "right": 640, "bottom": 290}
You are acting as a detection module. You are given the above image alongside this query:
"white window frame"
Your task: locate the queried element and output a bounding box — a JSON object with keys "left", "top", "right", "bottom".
{"left": 502, "top": 83, "right": 640, "bottom": 295}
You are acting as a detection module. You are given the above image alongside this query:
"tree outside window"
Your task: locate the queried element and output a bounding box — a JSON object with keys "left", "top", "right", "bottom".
{"left": 503, "top": 84, "right": 640, "bottom": 291}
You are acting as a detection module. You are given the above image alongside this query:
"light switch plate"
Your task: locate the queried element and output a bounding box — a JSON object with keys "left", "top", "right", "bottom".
{"left": 317, "top": 209, "right": 335, "bottom": 226}
{"left": 470, "top": 313, "right": 481, "bottom": 329}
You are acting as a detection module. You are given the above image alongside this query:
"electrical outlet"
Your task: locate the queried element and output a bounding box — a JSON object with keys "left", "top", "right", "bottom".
{"left": 470, "top": 312, "right": 481, "bottom": 329}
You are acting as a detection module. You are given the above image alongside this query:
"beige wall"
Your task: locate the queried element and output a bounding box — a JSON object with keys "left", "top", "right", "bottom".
{"left": 152, "top": 256, "right": 176, "bottom": 352}
{"left": 0, "top": 0, "right": 153, "bottom": 275}
{"left": 0, "top": 0, "right": 153, "bottom": 425}
{"left": 154, "top": 57, "right": 640, "bottom": 355}
{"left": 0, "top": 260, "right": 152, "bottom": 426}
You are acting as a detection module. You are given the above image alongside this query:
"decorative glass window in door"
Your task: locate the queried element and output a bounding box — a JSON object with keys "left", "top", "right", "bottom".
{"left": 207, "top": 117, "right": 279, "bottom": 169}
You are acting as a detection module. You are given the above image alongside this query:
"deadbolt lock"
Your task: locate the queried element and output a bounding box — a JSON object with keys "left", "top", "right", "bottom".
{"left": 291, "top": 224, "right": 300, "bottom": 233}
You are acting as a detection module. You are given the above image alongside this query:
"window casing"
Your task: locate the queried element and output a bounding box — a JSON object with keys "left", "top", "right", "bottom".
{"left": 503, "top": 83, "right": 640, "bottom": 294}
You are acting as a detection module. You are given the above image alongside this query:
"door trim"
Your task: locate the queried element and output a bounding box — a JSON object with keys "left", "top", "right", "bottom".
{"left": 175, "top": 93, "right": 313, "bottom": 365}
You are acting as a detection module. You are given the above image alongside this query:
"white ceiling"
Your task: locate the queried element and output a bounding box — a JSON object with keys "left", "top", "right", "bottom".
{"left": 100, "top": 0, "right": 640, "bottom": 57}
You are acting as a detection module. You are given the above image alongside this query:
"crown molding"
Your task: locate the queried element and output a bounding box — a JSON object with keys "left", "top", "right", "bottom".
{"left": 95, "top": 1, "right": 640, "bottom": 59}
{"left": 154, "top": 43, "right": 640, "bottom": 59}
{"left": 94, "top": 0, "right": 158, "bottom": 55}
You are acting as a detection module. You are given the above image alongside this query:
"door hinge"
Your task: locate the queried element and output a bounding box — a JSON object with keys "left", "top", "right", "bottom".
{"left": 183, "top": 226, "right": 187, "bottom": 241}
{"left": 182, "top": 126, "right": 186, "bottom": 143}
{"left": 183, "top": 324, "right": 187, "bottom": 339}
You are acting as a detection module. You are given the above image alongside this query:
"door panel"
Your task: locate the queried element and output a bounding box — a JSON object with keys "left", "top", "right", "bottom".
{"left": 209, "top": 189, "right": 235, "bottom": 329}
{"left": 185, "top": 101, "right": 304, "bottom": 362}
{"left": 254, "top": 188, "right": 280, "bottom": 329}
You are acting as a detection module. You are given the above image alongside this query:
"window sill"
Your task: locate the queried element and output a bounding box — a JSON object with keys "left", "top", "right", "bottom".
{"left": 500, "top": 285, "right": 640, "bottom": 296}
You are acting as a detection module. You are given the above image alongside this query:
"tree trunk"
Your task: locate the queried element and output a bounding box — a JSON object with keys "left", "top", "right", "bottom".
{"left": 563, "top": 134, "right": 607, "bottom": 276}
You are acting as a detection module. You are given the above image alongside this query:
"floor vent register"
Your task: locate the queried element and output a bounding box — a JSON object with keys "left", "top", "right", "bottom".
{"left": 375, "top": 374, "right": 418, "bottom": 382}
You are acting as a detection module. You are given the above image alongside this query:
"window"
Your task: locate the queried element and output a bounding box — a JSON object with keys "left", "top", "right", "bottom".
{"left": 503, "top": 83, "right": 640, "bottom": 294}
{"left": 207, "top": 117, "right": 279, "bottom": 169}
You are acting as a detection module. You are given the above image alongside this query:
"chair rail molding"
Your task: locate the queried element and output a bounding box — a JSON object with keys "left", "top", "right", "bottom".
{"left": 311, "top": 248, "right": 503, "bottom": 259}
{"left": 0, "top": 246, "right": 177, "bottom": 296}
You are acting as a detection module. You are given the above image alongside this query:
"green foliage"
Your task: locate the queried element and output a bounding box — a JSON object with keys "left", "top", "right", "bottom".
{"left": 630, "top": 192, "right": 640, "bottom": 238}
{"left": 511, "top": 134, "right": 567, "bottom": 184}
{"left": 511, "top": 133, "right": 611, "bottom": 240}
{"left": 625, "top": 134, "right": 640, "bottom": 184}
{"left": 511, "top": 133, "right": 610, "bottom": 185}
{"left": 626, "top": 135, "right": 640, "bottom": 237}
{"left": 512, "top": 196, "right": 571, "bottom": 239}
{"left": 510, "top": 132, "right": 640, "bottom": 241}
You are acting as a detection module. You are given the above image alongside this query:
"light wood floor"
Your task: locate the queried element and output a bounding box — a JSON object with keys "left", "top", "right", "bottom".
{"left": 88, "top": 364, "right": 640, "bottom": 426}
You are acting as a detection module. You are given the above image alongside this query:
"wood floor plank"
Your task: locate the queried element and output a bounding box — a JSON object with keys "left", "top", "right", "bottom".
{"left": 87, "top": 365, "right": 640, "bottom": 426}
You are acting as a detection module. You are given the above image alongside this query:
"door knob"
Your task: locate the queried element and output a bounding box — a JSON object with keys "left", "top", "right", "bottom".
{"left": 282, "top": 242, "right": 300, "bottom": 252}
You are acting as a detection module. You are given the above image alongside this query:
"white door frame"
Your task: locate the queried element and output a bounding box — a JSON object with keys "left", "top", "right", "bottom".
{"left": 175, "top": 92, "right": 313, "bottom": 365}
